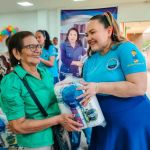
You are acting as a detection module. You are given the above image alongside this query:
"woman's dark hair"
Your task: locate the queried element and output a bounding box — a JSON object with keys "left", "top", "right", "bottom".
{"left": 5, "top": 36, "right": 11, "bottom": 47}
{"left": 65, "top": 27, "right": 82, "bottom": 46}
{"left": 8, "top": 31, "right": 34, "bottom": 67}
{"left": 87, "top": 11, "right": 126, "bottom": 56}
{"left": 36, "top": 30, "right": 52, "bottom": 50}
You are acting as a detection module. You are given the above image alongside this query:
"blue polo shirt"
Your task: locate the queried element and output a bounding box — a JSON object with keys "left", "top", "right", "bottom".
{"left": 83, "top": 41, "right": 146, "bottom": 83}
{"left": 39, "top": 45, "right": 58, "bottom": 77}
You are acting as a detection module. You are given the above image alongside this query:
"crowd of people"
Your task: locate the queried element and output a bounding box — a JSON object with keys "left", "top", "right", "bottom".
{"left": 0, "top": 11, "right": 150, "bottom": 150}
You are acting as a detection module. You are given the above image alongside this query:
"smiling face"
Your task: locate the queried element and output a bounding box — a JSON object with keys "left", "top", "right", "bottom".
{"left": 14, "top": 35, "right": 42, "bottom": 68}
{"left": 68, "top": 30, "right": 78, "bottom": 44}
{"left": 35, "top": 31, "right": 45, "bottom": 45}
{"left": 86, "top": 20, "right": 112, "bottom": 53}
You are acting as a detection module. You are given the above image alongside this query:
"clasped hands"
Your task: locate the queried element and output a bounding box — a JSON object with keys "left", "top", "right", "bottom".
{"left": 59, "top": 81, "right": 99, "bottom": 131}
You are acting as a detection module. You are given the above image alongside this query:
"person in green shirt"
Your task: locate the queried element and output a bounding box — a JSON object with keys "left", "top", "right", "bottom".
{"left": 0, "top": 31, "right": 82, "bottom": 150}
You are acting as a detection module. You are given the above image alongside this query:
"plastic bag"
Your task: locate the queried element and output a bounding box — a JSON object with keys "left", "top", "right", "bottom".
{"left": 54, "top": 75, "right": 106, "bottom": 129}
{"left": 0, "top": 109, "right": 18, "bottom": 149}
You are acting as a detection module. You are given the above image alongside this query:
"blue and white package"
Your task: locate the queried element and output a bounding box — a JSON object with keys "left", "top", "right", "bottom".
{"left": 54, "top": 76, "right": 106, "bottom": 129}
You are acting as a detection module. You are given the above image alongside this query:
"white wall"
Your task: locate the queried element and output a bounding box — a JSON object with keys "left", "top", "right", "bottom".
{"left": 48, "top": 9, "right": 61, "bottom": 39}
{"left": 0, "top": 9, "right": 61, "bottom": 51}
{"left": 118, "top": 2, "right": 150, "bottom": 22}
{"left": 0, "top": 11, "right": 37, "bottom": 51}
{"left": 0, "top": 2, "right": 150, "bottom": 51}
{"left": 0, "top": 11, "right": 37, "bottom": 33}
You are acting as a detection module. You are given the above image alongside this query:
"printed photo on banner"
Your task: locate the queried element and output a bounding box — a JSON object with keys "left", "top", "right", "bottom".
{"left": 61, "top": 7, "right": 118, "bottom": 50}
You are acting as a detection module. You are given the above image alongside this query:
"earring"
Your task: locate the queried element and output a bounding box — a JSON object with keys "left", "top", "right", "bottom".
{"left": 18, "top": 59, "right": 21, "bottom": 64}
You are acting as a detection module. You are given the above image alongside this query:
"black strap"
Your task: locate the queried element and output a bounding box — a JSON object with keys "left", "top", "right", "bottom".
{"left": 14, "top": 72, "right": 48, "bottom": 117}
{"left": 21, "top": 78, "right": 48, "bottom": 117}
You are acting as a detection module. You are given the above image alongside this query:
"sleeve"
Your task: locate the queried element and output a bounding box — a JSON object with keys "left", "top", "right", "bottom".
{"left": 1, "top": 75, "right": 25, "bottom": 121}
{"left": 60, "top": 43, "right": 73, "bottom": 66}
{"left": 48, "top": 45, "right": 57, "bottom": 57}
{"left": 118, "top": 42, "right": 147, "bottom": 75}
{"left": 82, "top": 59, "right": 89, "bottom": 81}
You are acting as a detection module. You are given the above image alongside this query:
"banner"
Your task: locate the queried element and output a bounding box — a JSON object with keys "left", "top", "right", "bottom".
{"left": 61, "top": 7, "right": 118, "bottom": 49}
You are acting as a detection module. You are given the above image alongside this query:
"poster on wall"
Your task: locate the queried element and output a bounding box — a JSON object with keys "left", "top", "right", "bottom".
{"left": 61, "top": 7, "right": 118, "bottom": 50}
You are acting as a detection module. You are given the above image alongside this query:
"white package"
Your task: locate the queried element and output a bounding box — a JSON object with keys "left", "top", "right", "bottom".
{"left": 54, "top": 76, "right": 106, "bottom": 129}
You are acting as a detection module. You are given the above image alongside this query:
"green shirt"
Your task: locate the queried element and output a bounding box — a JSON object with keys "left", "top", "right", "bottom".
{"left": 0, "top": 65, "right": 60, "bottom": 148}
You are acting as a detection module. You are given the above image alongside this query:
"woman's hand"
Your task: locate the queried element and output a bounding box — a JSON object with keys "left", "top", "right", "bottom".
{"left": 71, "top": 61, "right": 83, "bottom": 67}
{"left": 6, "top": 123, "right": 13, "bottom": 133}
{"left": 76, "top": 81, "right": 99, "bottom": 106}
{"left": 76, "top": 61, "right": 83, "bottom": 67}
{"left": 58, "top": 114, "right": 83, "bottom": 132}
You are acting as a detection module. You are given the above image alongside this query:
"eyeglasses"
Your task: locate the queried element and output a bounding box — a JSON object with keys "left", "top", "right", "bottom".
{"left": 23, "top": 44, "right": 43, "bottom": 52}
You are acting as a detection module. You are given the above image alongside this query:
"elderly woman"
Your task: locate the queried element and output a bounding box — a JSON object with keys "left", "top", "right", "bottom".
{"left": 0, "top": 31, "right": 82, "bottom": 150}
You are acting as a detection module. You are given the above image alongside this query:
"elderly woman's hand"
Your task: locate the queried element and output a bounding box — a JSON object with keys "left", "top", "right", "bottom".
{"left": 58, "top": 114, "right": 83, "bottom": 132}
{"left": 76, "top": 81, "right": 99, "bottom": 106}
{"left": 6, "top": 123, "right": 14, "bottom": 133}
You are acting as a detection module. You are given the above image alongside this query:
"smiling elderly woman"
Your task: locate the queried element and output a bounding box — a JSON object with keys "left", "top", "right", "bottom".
{"left": 0, "top": 31, "right": 82, "bottom": 150}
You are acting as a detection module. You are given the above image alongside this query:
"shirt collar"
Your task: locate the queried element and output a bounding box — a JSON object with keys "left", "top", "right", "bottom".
{"left": 14, "top": 65, "right": 45, "bottom": 79}
{"left": 65, "top": 41, "right": 79, "bottom": 48}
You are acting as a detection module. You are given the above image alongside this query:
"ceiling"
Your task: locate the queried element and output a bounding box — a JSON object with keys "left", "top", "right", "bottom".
{"left": 0, "top": 0, "right": 148, "bottom": 14}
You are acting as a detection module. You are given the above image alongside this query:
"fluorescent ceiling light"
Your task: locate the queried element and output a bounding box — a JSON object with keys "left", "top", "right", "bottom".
{"left": 73, "top": 0, "right": 86, "bottom": 2}
{"left": 17, "top": 2, "right": 34, "bottom": 7}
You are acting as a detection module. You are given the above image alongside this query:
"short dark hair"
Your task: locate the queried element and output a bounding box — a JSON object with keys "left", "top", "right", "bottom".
{"left": 8, "top": 31, "right": 34, "bottom": 67}
{"left": 53, "top": 37, "right": 58, "bottom": 40}
{"left": 5, "top": 36, "right": 11, "bottom": 47}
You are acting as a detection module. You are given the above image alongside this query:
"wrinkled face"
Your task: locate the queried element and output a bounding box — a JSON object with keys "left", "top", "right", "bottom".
{"left": 17, "top": 36, "right": 42, "bottom": 67}
{"left": 86, "top": 20, "right": 112, "bottom": 52}
{"left": 35, "top": 32, "right": 45, "bottom": 45}
{"left": 68, "top": 30, "right": 78, "bottom": 43}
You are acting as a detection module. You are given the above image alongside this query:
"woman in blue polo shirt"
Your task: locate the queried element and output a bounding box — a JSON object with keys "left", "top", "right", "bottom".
{"left": 78, "top": 11, "right": 150, "bottom": 150}
{"left": 35, "top": 30, "right": 59, "bottom": 84}
{"left": 0, "top": 31, "right": 82, "bottom": 150}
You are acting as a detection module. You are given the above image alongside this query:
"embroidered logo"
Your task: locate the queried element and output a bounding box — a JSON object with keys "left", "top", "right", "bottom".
{"left": 106, "top": 58, "right": 119, "bottom": 70}
{"left": 131, "top": 50, "right": 139, "bottom": 63}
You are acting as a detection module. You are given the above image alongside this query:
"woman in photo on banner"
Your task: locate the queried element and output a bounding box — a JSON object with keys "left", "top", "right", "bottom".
{"left": 60, "top": 27, "right": 86, "bottom": 80}
{"left": 77, "top": 11, "right": 150, "bottom": 150}
{"left": 0, "top": 31, "right": 82, "bottom": 150}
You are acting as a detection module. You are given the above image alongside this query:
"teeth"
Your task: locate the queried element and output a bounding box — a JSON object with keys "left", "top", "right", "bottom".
{"left": 89, "top": 41, "right": 95, "bottom": 45}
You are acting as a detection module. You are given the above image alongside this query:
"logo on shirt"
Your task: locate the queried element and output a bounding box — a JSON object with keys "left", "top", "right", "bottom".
{"left": 106, "top": 58, "right": 119, "bottom": 70}
{"left": 131, "top": 50, "right": 139, "bottom": 63}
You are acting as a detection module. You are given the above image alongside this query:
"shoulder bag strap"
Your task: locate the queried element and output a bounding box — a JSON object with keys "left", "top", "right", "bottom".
{"left": 14, "top": 71, "right": 48, "bottom": 117}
